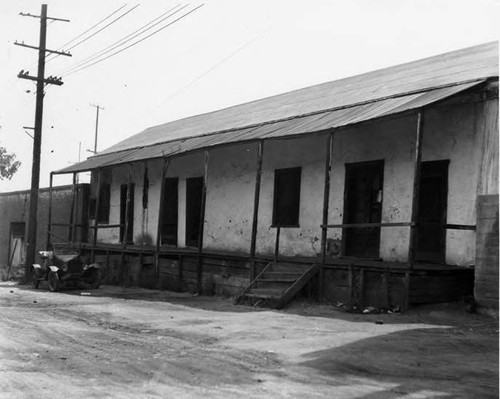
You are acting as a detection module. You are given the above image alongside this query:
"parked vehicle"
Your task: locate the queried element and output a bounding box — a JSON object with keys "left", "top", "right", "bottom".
{"left": 32, "top": 250, "right": 101, "bottom": 292}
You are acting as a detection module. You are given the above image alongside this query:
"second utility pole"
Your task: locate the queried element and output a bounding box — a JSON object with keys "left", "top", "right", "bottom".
{"left": 90, "top": 104, "right": 104, "bottom": 153}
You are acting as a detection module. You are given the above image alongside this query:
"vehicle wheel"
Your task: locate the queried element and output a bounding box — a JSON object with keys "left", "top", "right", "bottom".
{"left": 48, "top": 271, "right": 60, "bottom": 292}
{"left": 31, "top": 268, "right": 40, "bottom": 289}
{"left": 89, "top": 268, "right": 101, "bottom": 290}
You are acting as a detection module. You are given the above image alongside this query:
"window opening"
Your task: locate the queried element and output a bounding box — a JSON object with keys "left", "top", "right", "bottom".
{"left": 272, "top": 167, "right": 302, "bottom": 227}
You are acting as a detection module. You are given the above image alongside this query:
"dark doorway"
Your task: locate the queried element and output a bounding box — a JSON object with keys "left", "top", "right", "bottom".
{"left": 8, "top": 222, "right": 26, "bottom": 267}
{"left": 343, "top": 160, "right": 384, "bottom": 258}
{"left": 161, "top": 177, "right": 179, "bottom": 246}
{"left": 416, "top": 160, "right": 449, "bottom": 263}
{"left": 272, "top": 167, "right": 301, "bottom": 227}
{"left": 186, "top": 177, "right": 204, "bottom": 247}
{"left": 120, "top": 183, "right": 135, "bottom": 243}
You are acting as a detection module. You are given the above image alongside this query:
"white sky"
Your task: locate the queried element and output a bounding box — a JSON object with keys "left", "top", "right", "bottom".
{"left": 0, "top": 0, "right": 498, "bottom": 192}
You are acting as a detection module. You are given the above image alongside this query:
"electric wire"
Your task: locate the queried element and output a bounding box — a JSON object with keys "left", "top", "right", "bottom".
{"left": 140, "top": 28, "right": 267, "bottom": 122}
{"left": 60, "top": 3, "right": 186, "bottom": 76}
{"left": 62, "top": 4, "right": 204, "bottom": 78}
{"left": 45, "top": 4, "right": 129, "bottom": 64}
{"left": 64, "top": 4, "right": 140, "bottom": 53}
{"left": 53, "top": 4, "right": 128, "bottom": 52}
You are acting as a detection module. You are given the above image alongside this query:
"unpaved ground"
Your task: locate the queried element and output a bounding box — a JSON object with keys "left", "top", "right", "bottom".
{"left": 0, "top": 283, "right": 498, "bottom": 399}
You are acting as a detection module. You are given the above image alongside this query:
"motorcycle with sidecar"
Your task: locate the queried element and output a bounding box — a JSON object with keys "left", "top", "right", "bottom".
{"left": 32, "top": 250, "right": 101, "bottom": 292}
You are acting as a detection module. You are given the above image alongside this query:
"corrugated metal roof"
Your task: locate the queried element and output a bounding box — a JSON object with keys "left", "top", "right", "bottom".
{"left": 97, "top": 42, "right": 498, "bottom": 156}
{"left": 56, "top": 79, "right": 486, "bottom": 174}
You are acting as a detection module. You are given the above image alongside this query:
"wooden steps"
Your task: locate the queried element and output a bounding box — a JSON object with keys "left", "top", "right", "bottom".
{"left": 235, "top": 262, "right": 320, "bottom": 309}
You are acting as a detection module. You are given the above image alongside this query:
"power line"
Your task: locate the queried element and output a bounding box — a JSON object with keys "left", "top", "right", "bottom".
{"left": 65, "top": 4, "right": 140, "bottom": 52}
{"left": 142, "top": 29, "right": 267, "bottom": 119}
{"left": 45, "top": 4, "right": 129, "bottom": 64}
{"left": 60, "top": 3, "right": 187, "bottom": 76}
{"left": 63, "top": 4, "right": 205, "bottom": 77}
{"left": 55, "top": 5, "right": 128, "bottom": 52}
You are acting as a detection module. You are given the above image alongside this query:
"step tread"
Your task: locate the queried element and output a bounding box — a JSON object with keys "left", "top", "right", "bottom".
{"left": 264, "top": 271, "right": 302, "bottom": 276}
{"left": 245, "top": 293, "right": 280, "bottom": 300}
{"left": 248, "top": 287, "right": 285, "bottom": 295}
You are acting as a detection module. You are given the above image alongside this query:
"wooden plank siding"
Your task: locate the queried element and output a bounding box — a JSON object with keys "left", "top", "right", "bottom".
{"left": 65, "top": 243, "right": 475, "bottom": 310}
{"left": 474, "top": 194, "right": 499, "bottom": 310}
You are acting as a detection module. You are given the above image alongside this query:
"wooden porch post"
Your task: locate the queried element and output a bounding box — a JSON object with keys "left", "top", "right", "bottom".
{"left": 197, "top": 150, "right": 209, "bottom": 293}
{"left": 250, "top": 140, "right": 264, "bottom": 280}
{"left": 274, "top": 226, "right": 281, "bottom": 262}
{"left": 319, "top": 132, "right": 334, "bottom": 300}
{"left": 91, "top": 170, "right": 102, "bottom": 263}
{"left": 68, "top": 172, "right": 77, "bottom": 244}
{"left": 408, "top": 110, "right": 425, "bottom": 270}
{"left": 320, "top": 132, "right": 334, "bottom": 264}
{"left": 155, "top": 158, "right": 169, "bottom": 277}
{"left": 46, "top": 172, "right": 53, "bottom": 250}
{"left": 122, "top": 165, "right": 133, "bottom": 249}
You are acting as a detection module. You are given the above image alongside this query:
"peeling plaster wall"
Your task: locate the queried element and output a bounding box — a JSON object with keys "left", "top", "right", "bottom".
{"left": 328, "top": 115, "right": 416, "bottom": 262}
{"left": 96, "top": 161, "right": 161, "bottom": 244}
{"left": 256, "top": 136, "right": 327, "bottom": 257}
{"left": 423, "top": 102, "right": 482, "bottom": 265}
{"left": 477, "top": 97, "right": 499, "bottom": 196}
{"left": 167, "top": 152, "right": 205, "bottom": 247}
{"left": 203, "top": 144, "right": 257, "bottom": 253}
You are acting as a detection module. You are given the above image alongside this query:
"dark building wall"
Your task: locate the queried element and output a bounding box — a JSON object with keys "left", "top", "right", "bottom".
{"left": 475, "top": 194, "right": 499, "bottom": 311}
{"left": 0, "top": 185, "right": 88, "bottom": 269}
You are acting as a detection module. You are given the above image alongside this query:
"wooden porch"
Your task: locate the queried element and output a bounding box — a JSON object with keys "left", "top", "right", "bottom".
{"left": 53, "top": 241, "right": 474, "bottom": 311}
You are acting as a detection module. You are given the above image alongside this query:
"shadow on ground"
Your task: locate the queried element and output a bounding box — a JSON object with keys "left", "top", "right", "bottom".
{"left": 299, "top": 327, "right": 499, "bottom": 398}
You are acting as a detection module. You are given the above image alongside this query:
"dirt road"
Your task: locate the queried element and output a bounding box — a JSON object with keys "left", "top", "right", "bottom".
{"left": 0, "top": 283, "right": 498, "bottom": 398}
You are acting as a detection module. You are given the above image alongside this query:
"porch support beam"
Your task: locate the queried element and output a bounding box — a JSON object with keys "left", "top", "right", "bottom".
{"left": 274, "top": 226, "right": 281, "bottom": 262}
{"left": 250, "top": 140, "right": 264, "bottom": 280}
{"left": 197, "top": 150, "right": 210, "bottom": 293}
{"left": 91, "top": 170, "right": 102, "bottom": 263}
{"left": 155, "top": 158, "right": 170, "bottom": 277}
{"left": 408, "top": 110, "right": 425, "bottom": 270}
{"left": 320, "top": 132, "right": 334, "bottom": 264}
{"left": 46, "top": 172, "right": 53, "bottom": 249}
{"left": 68, "top": 172, "right": 77, "bottom": 244}
{"left": 122, "top": 165, "right": 133, "bottom": 249}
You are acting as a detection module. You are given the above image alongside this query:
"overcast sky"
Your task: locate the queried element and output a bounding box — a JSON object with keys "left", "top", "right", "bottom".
{"left": 0, "top": 0, "right": 498, "bottom": 192}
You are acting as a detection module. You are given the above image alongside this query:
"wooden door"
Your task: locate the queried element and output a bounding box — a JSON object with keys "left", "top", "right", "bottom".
{"left": 161, "top": 178, "right": 179, "bottom": 246}
{"left": 120, "top": 183, "right": 135, "bottom": 243}
{"left": 9, "top": 222, "right": 25, "bottom": 266}
{"left": 343, "top": 160, "right": 384, "bottom": 258}
{"left": 185, "top": 177, "right": 203, "bottom": 248}
{"left": 416, "top": 160, "right": 449, "bottom": 263}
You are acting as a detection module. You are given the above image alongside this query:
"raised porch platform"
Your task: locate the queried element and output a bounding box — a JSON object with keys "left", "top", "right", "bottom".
{"left": 54, "top": 242, "right": 474, "bottom": 311}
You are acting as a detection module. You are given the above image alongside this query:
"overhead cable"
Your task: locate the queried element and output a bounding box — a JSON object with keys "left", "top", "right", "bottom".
{"left": 60, "top": 3, "right": 187, "bottom": 76}
{"left": 63, "top": 4, "right": 205, "bottom": 77}
{"left": 46, "top": 4, "right": 129, "bottom": 64}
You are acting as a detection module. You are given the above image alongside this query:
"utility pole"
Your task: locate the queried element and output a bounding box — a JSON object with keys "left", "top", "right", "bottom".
{"left": 16, "top": 4, "right": 71, "bottom": 282}
{"left": 89, "top": 104, "right": 104, "bottom": 154}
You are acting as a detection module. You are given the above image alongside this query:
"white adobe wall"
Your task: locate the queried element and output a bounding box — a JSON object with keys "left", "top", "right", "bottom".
{"left": 167, "top": 152, "right": 205, "bottom": 247}
{"left": 476, "top": 97, "right": 499, "bottom": 196}
{"left": 254, "top": 136, "right": 327, "bottom": 257}
{"left": 328, "top": 115, "right": 415, "bottom": 262}
{"left": 422, "top": 102, "right": 482, "bottom": 266}
{"left": 203, "top": 143, "right": 258, "bottom": 253}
